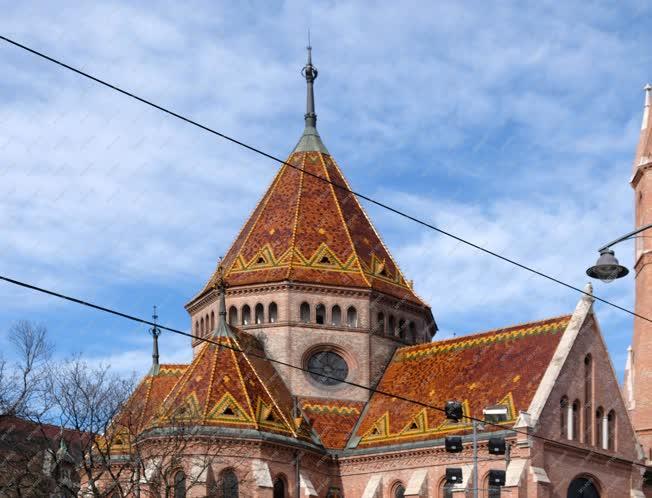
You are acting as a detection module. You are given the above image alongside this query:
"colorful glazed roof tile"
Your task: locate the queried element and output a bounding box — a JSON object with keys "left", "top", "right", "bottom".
{"left": 300, "top": 397, "right": 365, "bottom": 449}
{"left": 194, "top": 49, "right": 425, "bottom": 307}
{"left": 351, "top": 315, "right": 571, "bottom": 448}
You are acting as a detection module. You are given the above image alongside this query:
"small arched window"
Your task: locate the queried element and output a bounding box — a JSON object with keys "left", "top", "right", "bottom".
{"left": 300, "top": 302, "right": 310, "bottom": 323}
{"left": 219, "top": 469, "right": 239, "bottom": 498}
{"left": 584, "top": 354, "right": 593, "bottom": 444}
{"left": 195, "top": 320, "right": 199, "bottom": 335}
{"left": 398, "top": 319, "right": 406, "bottom": 339}
{"left": 273, "top": 475, "right": 286, "bottom": 498}
{"left": 439, "top": 477, "right": 454, "bottom": 498}
{"left": 200, "top": 317, "right": 205, "bottom": 334}
{"left": 228, "top": 306, "right": 237, "bottom": 325}
{"left": 607, "top": 410, "right": 616, "bottom": 450}
{"left": 572, "top": 399, "right": 580, "bottom": 441}
{"left": 560, "top": 396, "right": 569, "bottom": 439}
{"left": 388, "top": 315, "right": 396, "bottom": 336}
{"left": 376, "top": 312, "right": 385, "bottom": 334}
{"left": 596, "top": 407, "right": 604, "bottom": 449}
{"left": 210, "top": 311, "right": 215, "bottom": 331}
{"left": 332, "top": 305, "right": 342, "bottom": 326}
{"left": 392, "top": 482, "right": 405, "bottom": 498}
{"left": 408, "top": 322, "right": 417, "bottom": 343}
{"left": 268, "top": 302, "right": 278, "bottom": 323}
{"left": 346, "top": 306, "right": 358, "bottom": 327}
{"left": 173, "top": 470, "right": 186, "bottom": 498}
{"left": 484, "top": 473, "right": 501, "bottom": 498}
{"left": 242, "top": 305, "right": 251, "bottom": 326}
{"left": 316, "top": 304, "right": 326, "bottom": 325}
{"left": 255, "top": 303, "right": 264, "bottom": 324}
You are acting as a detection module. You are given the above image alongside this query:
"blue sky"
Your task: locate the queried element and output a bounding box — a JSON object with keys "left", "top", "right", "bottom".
{"left": 0, "top": 0, "right": 650, "bottom": 380}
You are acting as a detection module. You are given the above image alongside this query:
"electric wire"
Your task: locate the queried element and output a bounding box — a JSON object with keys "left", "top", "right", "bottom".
{"left": 0, "top": 34, "right": 648, "bottom": 326}
{"left": 0, "top": 274, "right": 646, "bottom": 470}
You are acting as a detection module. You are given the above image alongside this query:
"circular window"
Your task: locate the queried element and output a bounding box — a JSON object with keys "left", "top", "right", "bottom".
{"left": 307, "top": 351, "right": 349, "bottom": 385}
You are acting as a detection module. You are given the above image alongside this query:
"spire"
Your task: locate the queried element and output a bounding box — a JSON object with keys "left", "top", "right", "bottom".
{"left": 293, "top": 42, "right": 329, "bottom": 154}
{"left": 148, "top": 306, "right": 161, "bottom": 376}
{"left": 212, "top": 263, "right": 235, "bottom": 340}
{"left": 634, "top": 83, "right": 652, "bottom": 175}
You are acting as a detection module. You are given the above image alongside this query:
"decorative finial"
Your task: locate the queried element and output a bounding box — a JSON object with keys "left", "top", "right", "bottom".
{"left": 149, "top": 305, "right": 161, "bottom": 375}
{"left": 642, "top": 84, "right": 652, "bottom": 131}
{"left": 301, "top": 43, "right": 318, "bottom": 128}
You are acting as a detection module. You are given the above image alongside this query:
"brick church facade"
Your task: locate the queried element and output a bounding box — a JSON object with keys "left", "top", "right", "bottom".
{"left": 91, "top": 53, "right": 652, "bottom": 497}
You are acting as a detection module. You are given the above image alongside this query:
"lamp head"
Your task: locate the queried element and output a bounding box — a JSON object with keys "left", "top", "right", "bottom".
{"left": 586, "top": 248, "right": 629, "bottom": 283}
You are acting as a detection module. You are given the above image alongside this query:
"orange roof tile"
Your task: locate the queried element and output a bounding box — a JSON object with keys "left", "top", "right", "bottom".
{"left": 300, "top": 397, "right": 365, "bottom": 449}
{"left": 352, "top": 315, "right": 571, "bottom": 448}
{"left": 196, "top": 150, "right": 424, "bottom": 306}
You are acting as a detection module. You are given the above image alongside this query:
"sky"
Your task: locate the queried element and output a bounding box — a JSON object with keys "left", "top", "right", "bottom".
{"left": 0, "top": 0, "right": 650, "bottom": 381}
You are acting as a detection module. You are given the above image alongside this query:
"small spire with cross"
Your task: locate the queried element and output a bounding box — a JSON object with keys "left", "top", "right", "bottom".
{"left": 642, "top": 83, "right": 652, "bottom": 131}
{"left": 149, "top": 305, "right": 161, "bottom": 375}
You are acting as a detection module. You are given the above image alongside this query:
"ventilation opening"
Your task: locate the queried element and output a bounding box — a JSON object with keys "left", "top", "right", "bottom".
{"left": 320, "top": 256, "right": 331, "bottom": 264}
{"left": 371, "top": 427, "right": 380, "bottom": 435}
{"left": 223, "top": 406, "right": 235, "bottom": 416}
{"left": 265, "top": 411, "right": 276, "bottom": 422}
{"left": 409, "top": 421, "right": 418, "bottom": 430}
{"left": 256, "top": 257, "right": 266, "bottom": 264}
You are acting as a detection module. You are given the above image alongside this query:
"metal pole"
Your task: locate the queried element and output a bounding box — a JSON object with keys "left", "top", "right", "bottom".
{"left": 598, "top": 222, "right": 652, "bottom": 251}
{"left": 473, "top": 420, "right": 479, "bottom": 498}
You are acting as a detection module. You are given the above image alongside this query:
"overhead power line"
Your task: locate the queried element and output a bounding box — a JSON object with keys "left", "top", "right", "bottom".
{"left": 0, "top": 273, "right": 646, "bottom": 470}
{"left": 0, "top": 34, "right": 646, "bottom": 326}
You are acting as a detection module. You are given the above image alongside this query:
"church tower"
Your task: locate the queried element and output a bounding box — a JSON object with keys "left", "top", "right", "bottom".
{"left": 627, "top": 83, "right": 652, "bottom": 461}
{"left": 184, "top": 48, "right": 437, "bottom": 403}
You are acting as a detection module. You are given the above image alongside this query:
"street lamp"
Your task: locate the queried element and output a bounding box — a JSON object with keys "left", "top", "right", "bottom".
{"left": 586, "top": 223, "right": 652, "bottom": 283}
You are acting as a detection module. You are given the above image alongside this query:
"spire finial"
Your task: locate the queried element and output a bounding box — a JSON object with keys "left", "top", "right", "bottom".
{"left": 149, "top": 305, "right": 161, "bottom": 375}
{"left": 642, "top": 84, "right": 652, "bottom": 131}
{"left": 214, "top": 259, "right": 228, "bottom": 320}
{"left": 301, "top": 42, "right": 318, "bottom": 128}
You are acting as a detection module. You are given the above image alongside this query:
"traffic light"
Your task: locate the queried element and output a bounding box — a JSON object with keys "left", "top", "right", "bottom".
{"left": 488, "top": 436, "right": 506, "bottom": 455}
{"left": 445, "top": 436, "right": 463, "bottom": 453}
{"left": 488, "top": 469, "right": 506, "bottom": 486}
{"left": 445, "top": 468, "right": 463, "bottom": 484}
{"left": 445, "top": 400, "right": 463, "bottom": 421}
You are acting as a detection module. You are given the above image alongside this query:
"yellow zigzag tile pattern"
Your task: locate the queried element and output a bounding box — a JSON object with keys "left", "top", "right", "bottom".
{"left": 397, "top": 320, "right": 567, "bottom": 363}
{"left": 301, "top": 403, "right": 362, "bottom": 416}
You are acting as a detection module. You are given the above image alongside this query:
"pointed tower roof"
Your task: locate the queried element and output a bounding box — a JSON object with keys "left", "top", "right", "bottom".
{"left": 152, "top": 279, "right": 314, "bottom": 441}
{"left": 193, "top": 49, "right": 426, "bottom": 307}
{"left": 632, "top": 83, "right": 652, "bottom": 182}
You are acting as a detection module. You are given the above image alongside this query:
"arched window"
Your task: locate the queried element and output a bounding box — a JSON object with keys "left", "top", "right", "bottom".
{"left": 439, "top": 477, "right": 453, "bottom": 498}
{"left": 219, "top": 469, "right": 239, "bottom": 498}
{"left": 584, "top": 354, "right": 593, "bottom": 444}
{"left": 567, "top": 477, "right": 600, "bottom": 498}
{"left": 376, "top": 312, "right": 385, "bottom": 334}
{"left": 228, "top": 306, "right": 238, "bottom": 325}
{"left": 210, "top": 311, "right": 215, "bottom": 331}
{"left": 173, "top": 470, "right": 186, "bottom": 498}
{"left": 316, "top": 304, "right": 326, "bottom": 325}
{"left": 255, "top": 303, "right": 264, "bottom": 324}
{"left": 409, "top": 322, "right": 417, "bottom": 343}
{"left": 273, "top": 475, "right": 286, "bottom": 498}
{"left": 484, "top": 473, "right": 501, "bottom": 498}
{"left": 596, "top": 407, "right": 604, "bottom": 449}
{"left": 388, "top": 315, "right": 396, "bottom": 336}
{"left": 300, "top": 302, "right": 310, "bottom": 323}
{"left": 200, "top": 317, "right": 205, "bottom": 334}
{"left": 560, "top": 396, "right": 569, "bottom": 439}
{"left": 572, "top": 399, "right": 580, "bottom": 441}
{"left": 398, "top": 319, "right": 406, "bottom": 339}
{"left": 332, "top": 305, "right": 342, "bottom": 326}
{"left": 195, "top": 320, "right": 199, "bottom": 335}
{"left": 392, "top": 482, "right": 405, "bottom": 498}
{"left": 346, "top": 306, "right": 358, "bottom": 327}
{"left": 241, "top": 305, "right": 251, "bottom": 326}
{"left": 268, "top": 302, "right": 278, "bottom": 323}
{"left": 607, "top": 410, "right": 616, "bottom": 450}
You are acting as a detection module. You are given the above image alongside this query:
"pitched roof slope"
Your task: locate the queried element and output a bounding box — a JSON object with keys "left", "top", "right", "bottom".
{"left": 197, "top": 149, "right": 423, "bottom": 305}
{"left": 149, "top": 326, "right": 313, "bottom": 442}
{"left": 300, "top": 397, "right": 365, "bottom": 449}
{"left": 350, "top": 315, "right": 571, "bottom": 448}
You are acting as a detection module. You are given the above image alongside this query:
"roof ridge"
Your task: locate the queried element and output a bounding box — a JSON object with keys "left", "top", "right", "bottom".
{"left": 286, "top": 153, "right": 307, "bottom": 280}
{"left": 318, "top": 152, "right": 371, "bottom": 287}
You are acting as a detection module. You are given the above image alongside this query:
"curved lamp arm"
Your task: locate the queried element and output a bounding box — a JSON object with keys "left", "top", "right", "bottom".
{"left": 598, "top": 223, "right": 652, "bottom": 252}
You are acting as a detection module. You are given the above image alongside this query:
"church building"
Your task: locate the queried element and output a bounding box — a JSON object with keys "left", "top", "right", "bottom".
{"left": 94, "top": 51, "right": 652, "bottom": 498}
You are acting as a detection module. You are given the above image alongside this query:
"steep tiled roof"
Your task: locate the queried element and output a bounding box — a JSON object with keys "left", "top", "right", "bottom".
{"left": 196, "top": 150, "right": 424, "bottom": 305}
{"left": 350, "top": 315, "right": 571, "bottom": 448}
{"left": 300, "top": 397, "right": 365, "bottom": 449}
{"left": 150, "top": 327, "right": 313, "bottom": 442}
{"left": 633, "top": 84, "right": 652, "bottom": 174}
